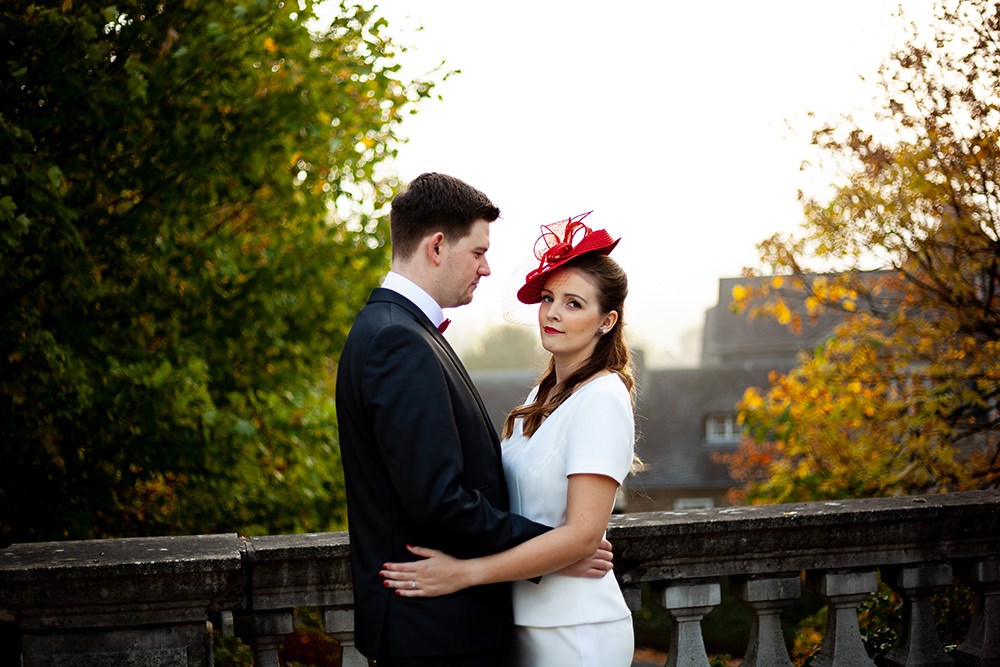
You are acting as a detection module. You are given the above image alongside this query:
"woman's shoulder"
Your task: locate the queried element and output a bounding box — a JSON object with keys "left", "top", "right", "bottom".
{"left": 578, "top": 371, "right": 630, "bottom": 398}
{"left": 556, "top": 372, "right": 631, "bottom": 418}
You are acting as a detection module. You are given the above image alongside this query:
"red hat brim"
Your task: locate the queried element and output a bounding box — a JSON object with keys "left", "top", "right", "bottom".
{"left": 516, "top": 230, "right": 619, "bottom": 304}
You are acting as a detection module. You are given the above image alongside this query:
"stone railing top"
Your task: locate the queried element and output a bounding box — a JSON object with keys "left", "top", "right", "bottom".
{"left": 2, "top": 490, "right": 998, "bottom": 624}
{"left": 244, "top": 532, "right": 353, "bottom": 611}
{"left": 0, "top": 533, "right": 243, "bottom": 583}
{"left": 606, "top": 490, "right": 1000, "bottom": 583}
{"left": 246, "top": 531, "right": 350, "bottom": 562}
{"left": 0, "top": 533, "right": 246, "bottom": 630}
{"left": 609, "top": 489, "right": 1000, "bottom": 532}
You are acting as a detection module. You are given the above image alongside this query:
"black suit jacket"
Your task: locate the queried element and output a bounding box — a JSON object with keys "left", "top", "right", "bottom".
{"left": 335, "top": 288, "right": 549, "bottom": 659}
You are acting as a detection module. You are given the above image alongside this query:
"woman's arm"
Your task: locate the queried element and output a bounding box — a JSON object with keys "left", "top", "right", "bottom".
{"left": 380, "top": 473, "right": 620, "bottom": 597}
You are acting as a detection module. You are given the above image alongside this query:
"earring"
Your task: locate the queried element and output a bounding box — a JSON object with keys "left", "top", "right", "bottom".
{"left": 597, "top": 329, "right": 605, "bottom": 336}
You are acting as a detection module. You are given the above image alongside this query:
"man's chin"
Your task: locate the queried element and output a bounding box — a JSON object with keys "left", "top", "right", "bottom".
{"left": 444, "top": 296, "right": 472, "bottom": 309}
{"left": 458, "top": 290, "right": 477, "bottom": 307}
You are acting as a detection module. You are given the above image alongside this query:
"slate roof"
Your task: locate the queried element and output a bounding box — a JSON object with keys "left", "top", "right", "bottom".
{"left": 702, "top": 277, "right": 845, "bottom": 368}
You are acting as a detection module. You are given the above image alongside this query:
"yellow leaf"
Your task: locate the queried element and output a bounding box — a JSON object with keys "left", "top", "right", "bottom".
{"left": 264, "top": 37, "right": 278, "bottom": 53}
{"left": 742, "top": 387, "right": 764, "bottom": 411}
{"left": 775, "top": 301, "right": 792, "bottom": 325}
{"left": 732, "top": 285, "right": 747, "bottom": 301}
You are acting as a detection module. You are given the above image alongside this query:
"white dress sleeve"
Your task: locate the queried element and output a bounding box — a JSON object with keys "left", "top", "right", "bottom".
{"left": 564, "top": 376, "right": 634, "bottom": 484}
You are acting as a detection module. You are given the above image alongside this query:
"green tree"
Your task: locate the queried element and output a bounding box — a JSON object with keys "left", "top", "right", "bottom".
{"left": 727, "top": 0, "right": 1000, "bottom": 504}
{"left": 1, "top": 0, "right": 435, "bottom": 542}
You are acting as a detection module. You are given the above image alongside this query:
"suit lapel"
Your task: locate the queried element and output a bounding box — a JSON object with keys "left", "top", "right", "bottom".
{"left": 435, "top": 336, "right": 502, "bottom": 451}
{"left": 367, "top": 289, "right": 502, "bottom": 452}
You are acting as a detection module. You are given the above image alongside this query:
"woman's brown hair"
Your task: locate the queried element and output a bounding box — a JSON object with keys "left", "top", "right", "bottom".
{"left": 502, "top": 252, "right": 634, "bottom": 440}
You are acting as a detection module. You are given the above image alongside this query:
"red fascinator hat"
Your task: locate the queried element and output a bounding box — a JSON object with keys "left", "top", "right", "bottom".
{"left": 516, "top": 211, "right": 620, "bottom": 304}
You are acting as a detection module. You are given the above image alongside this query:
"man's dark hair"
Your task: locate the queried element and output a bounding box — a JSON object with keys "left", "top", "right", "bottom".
{"left": 389, "top": 172, "right": 500, "bottom": 261}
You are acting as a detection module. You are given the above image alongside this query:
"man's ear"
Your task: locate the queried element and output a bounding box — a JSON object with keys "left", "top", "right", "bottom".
{"left": 423, "top": 232, "right": 446, "bottom": 267}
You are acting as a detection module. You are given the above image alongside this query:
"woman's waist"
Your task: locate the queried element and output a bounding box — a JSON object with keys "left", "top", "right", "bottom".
{"left": 510, "top": 573, "right": 630, "bottom": 627}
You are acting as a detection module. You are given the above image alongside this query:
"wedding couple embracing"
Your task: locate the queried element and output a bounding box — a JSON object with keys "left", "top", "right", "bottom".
{"left": 336, "top": 172, "right": 637, "bottom": 667}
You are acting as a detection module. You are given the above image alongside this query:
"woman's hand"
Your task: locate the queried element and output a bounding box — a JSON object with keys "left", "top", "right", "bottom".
{"left": 380, "top": 545, "right": 475, "bottom": 597}
{"left": 555, "top": 537, "right": 614, "bottom": 578}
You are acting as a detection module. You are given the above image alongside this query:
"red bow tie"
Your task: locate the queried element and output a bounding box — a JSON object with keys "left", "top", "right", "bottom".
{"left": 438, "top": 319, "right": 451, "bottom": 333}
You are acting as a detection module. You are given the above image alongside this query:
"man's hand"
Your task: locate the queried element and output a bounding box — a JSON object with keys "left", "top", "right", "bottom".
{"left": 555, "top": 537, "right": 613, "bottom": 578}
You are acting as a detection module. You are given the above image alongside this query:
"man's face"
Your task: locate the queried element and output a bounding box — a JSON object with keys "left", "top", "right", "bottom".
{"left": 436, "top": 218, "right": 491, "bottom": 308}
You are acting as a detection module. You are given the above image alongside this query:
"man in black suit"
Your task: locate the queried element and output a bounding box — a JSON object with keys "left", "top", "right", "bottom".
{"left": 335, "top": 173, "right": 551, "bottom": 666}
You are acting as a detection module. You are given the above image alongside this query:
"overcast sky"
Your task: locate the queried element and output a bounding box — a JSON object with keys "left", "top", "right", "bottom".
{"left": 342, "top": 1, "right": 936, "bottom": 366}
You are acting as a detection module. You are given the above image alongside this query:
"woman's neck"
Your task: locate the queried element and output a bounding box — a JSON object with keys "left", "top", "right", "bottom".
{"left": 551, "top": 353, "right": 612, "bottom": 391}
{"left": 551, "top": 353, "right": 586, "bottom": 388}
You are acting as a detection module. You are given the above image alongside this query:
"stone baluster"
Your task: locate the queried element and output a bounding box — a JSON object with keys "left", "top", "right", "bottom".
{"left": 881, "top": 563, "right": 954, "bottom": 667}
{"left": 621, "top": 584, "right": 643, "bottom": 613}
{"left": 805, "top": 568, "right": 878, "bottom": 667}
{"left": 324, "top": 593, "right": 368, "bottom": 667}
{"left": 954, "top": 557, "right": 1000, "bottom": 667}
{"left": 731, "top": 573, "right": 800, "bottom": 667}
{"left": 237, "top": 533, "right": 356, "bottom": 667}
{"left": 652, "top": 578, "right": 721, "bottom": 667}
{"left": 233, "top": 609, "right": 294, "bottom": 667}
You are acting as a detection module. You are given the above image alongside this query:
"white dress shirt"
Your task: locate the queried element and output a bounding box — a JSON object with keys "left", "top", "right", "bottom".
{"left": 381, "top": 271, "right": 448, "bottom": 330}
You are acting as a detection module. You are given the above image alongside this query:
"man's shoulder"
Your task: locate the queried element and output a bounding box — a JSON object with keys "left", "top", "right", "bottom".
{"left": 360, "top": 288, "right": 422, "bottom": 319}
{"left": 347, "top": 300, "right": 437, "bottom": 354}
{"left": 355, "top": 292, "right": 423, "bottom": 330}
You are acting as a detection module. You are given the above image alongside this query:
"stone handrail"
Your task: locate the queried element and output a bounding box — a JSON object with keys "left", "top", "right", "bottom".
{"left": 1, "top": 490, "right": 998, "bottom": 666}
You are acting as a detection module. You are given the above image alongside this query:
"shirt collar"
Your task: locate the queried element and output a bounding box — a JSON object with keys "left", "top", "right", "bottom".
{"left": 382, "top": 272, "right": 447, "bottom": 329}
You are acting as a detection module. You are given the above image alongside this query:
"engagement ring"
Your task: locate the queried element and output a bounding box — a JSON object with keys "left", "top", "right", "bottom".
{"left": 411, "top": 580, "right": 416, "bottom": 589}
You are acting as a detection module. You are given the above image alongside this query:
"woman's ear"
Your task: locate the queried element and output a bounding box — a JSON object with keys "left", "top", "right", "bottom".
{"left": 602, "top": 310, "right": 619, "bottom": 333}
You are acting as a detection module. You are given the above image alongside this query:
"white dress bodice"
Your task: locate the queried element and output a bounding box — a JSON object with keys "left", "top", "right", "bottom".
{"left": 502, "top": 373, "right": 635, "bottom": 627}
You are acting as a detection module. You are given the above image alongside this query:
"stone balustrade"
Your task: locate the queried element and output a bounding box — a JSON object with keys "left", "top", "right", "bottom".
{"left": 1, "top": 490, "right": 998, "bottom": 666}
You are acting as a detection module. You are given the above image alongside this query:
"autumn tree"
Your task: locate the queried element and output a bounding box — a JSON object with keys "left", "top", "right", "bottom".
{"left": 727, "top": 0, "right": 1000, "bottom": 504}
{"left": 1, "top": 0, "right": 435, "bottom": 542}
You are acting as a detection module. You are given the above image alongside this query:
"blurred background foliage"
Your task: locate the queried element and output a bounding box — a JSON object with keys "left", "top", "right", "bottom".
{"left": 1, "top": 0, "right": 437, "bottom": 543}
{"left": 727, "top": 0, "right": 1000, "bottom": 505}
{"left": 721, "top": 1, "right": 996, "bottom": 662}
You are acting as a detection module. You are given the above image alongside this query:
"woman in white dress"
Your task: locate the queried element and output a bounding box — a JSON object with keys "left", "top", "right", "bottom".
{"left": 381, "top": 213, "right": 636, "bottom": 666}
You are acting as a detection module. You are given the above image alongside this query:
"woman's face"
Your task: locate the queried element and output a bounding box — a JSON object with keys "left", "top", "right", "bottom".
{"left": 537, "top": 267, "right": 616, "bottom": 364}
